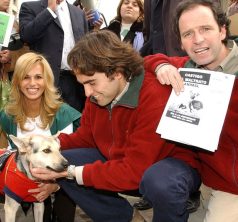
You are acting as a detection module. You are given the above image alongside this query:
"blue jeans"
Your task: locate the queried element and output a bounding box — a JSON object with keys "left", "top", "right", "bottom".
{"left": 59, "top": 149, "right": 200, "bottom": 222}
{"left": 58, "top": 148, "right": 134, "bottom": 222}
{"left": 140, "top": 157, "right": 201, "bottom": 222}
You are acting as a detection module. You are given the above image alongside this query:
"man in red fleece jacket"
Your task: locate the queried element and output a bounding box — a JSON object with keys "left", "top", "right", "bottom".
{"left": 30, "top": 30, "right": 201, "bottom": 222}
{"left": 145, "top": 0, "right": 238, "bottom": 221}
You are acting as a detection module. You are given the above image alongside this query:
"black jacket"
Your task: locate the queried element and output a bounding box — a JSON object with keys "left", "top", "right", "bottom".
{"left": 19, "top": 0, "right": 88, "bottom": 85}
{"left": 106, "top": 19, "right": 143, "bottom": 45}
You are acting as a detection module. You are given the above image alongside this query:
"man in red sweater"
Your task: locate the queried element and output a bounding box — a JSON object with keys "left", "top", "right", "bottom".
{"left": 30, "top": 30, "right": 201, "bottom": 222}
{"left": 145, "top": 0, "right": 238, "bottom": 221}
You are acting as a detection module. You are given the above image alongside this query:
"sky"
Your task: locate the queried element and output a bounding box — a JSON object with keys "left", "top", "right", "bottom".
{"left": 96, "top": 0, "right": 120, "bottom": 25}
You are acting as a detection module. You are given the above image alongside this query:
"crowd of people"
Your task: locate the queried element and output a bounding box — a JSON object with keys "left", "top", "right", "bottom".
{"left": 0, "top": 0, "right": 238, "bottom": 222}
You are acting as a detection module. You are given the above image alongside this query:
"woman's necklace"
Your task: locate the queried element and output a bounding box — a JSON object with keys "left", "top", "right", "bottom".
{"left": 25, "top": 116, "right": 41, "bottom": 131}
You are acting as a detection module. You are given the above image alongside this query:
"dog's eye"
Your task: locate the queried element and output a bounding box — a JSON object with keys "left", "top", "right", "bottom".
{"left": 43, "top": 148, "right": 51, "bottom": 153}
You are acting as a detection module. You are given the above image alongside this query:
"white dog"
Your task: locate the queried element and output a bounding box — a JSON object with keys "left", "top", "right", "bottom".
{"left": 0, "top": 134, "right": 68, "bottom": 222}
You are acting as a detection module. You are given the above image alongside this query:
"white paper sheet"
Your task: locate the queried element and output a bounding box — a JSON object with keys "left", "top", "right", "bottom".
{"left": 157, "top": 68, "right": 235, "bottom": 152}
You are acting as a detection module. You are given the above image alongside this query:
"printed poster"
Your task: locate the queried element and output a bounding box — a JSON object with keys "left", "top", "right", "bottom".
{"left": 157, "top": 68, "right": 235, "bottom": 152}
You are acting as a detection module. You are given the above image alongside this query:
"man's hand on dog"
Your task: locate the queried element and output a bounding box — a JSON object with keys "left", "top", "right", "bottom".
{"left": 30, "top": 164, "right": 68, "bottom": 181}
{"left": 28, "top": 183, "right": 59, "bottom": 202}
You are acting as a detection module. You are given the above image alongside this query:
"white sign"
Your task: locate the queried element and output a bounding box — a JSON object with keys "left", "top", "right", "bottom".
{"left": 157, "top": 68, "right": 235, "bottom": 152}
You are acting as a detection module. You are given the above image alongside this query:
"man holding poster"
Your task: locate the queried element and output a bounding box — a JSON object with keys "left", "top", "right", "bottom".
{"left": 145, "top": 0, "right": 238, "bottom": 221}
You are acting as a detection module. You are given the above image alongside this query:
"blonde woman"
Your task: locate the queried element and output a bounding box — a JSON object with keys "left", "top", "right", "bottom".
{"left": 0, "top": 52, "right": 80, "bottom": 222}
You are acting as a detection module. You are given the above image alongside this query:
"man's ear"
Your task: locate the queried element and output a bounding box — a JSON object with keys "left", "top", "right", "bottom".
{"left": 9, "top": 135, "right": 29, "bottom": 153}
{"left": 114, "top": 71, "right": 123, "bottom": 80}
{"left": 220, "top": 25, "right": 227, "bottom": 41}
{"left": 52, "top": 131, "right": 61, "bottom": 139}
{"left": 52, "top": 131, "right": 61, "bottom": 146}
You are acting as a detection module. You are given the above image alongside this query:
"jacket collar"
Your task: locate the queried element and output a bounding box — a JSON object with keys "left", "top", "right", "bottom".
{"left": 107, "top": 20, "right": 143, "bottom": 37}
{"left": 90, "top": 71, "right": 144, "bottom": 108}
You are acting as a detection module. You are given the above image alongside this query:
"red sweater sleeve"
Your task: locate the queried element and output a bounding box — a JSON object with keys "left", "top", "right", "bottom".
{"left": 144, "top": 53, "right": 190, "bottom": 73}
{"left": 59, "top": 99, "right": 98, "bottom": 149}
{"left": 59, "top": 73, "right": 199, "bottom": 191}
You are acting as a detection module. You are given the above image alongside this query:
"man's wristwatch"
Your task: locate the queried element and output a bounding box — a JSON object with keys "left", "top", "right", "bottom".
{"left": 67, "top": 165, "right": 76, "bottom": 180}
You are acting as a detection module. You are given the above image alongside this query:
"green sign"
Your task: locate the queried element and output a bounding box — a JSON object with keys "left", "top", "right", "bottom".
{"left": 0, "top": 12, "right": 14, "bottom": 47}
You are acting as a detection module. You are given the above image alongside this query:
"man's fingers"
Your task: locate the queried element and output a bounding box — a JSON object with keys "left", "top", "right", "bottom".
{"left": 176, "top": 75, "right": 185, "bottom": 92}
{"left": 168, "top": 72, "right": 184, "bottom": 95}
{"left": 168, "top": 75, "right": 180, "bottom": 95}
{"left": 33, "top": 193, "right": 47, "bottom": 202}
{"left": 156, "top": 64, "right": 176, "bottom": 85}
{"left": 157, "top": 70, "right": 171, "bottom": 85}
{"left": 156, "top": 64, "right": 184, "bottom": 95}
{"left": 28, "top": 188, "right": 40, "bottom": 193}
{"left": 164, "top": 73, "right": 173, "bottom": 85}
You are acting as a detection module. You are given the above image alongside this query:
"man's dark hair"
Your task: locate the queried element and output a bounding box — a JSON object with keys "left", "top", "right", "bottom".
{"left": 67, "top": 30, "right": 144, "bottom": 81}
{"left": 173, "top": 0, "right": 231, "bottom": 45}
{"left": 73, "top": 0, "right": 83, "bottom": 9}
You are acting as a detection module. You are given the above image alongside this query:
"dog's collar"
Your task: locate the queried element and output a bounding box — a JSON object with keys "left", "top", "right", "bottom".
{"left": 15, "top": 152, "right": 28, "bottom": 177}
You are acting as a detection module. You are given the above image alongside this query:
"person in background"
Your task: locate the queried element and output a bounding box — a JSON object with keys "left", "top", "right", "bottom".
{"left": 0, "top": 0, "right": 29, "bottom": 110}
{"left": 0, "top": 0, "right": 29, "bottom": 67}
{"left": 73, "top": 0, "right": 104, "bottom": 31}
{"left": 19, "top": 0, "right": 88, "bottom": 112}
{"left": 0, "top": 52, "right": 80, "bottom": 222}
{"left": 105, "top": 0, "right": 144, "bottom": 52}
{"left": 29, "top": 30, "right": 201, "bottom": 222}
{"left": 0, "top": 0, "right": 15, "bottom": 68}
{"left": 144, "top": 0, "right": 238, "bottom": 221}
{"left": 140, "top": 0, "right": 186, "bottom": 57}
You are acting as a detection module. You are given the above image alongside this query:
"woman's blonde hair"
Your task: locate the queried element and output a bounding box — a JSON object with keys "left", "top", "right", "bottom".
{"left": 114, "top": 0, "right": 144, "bottom": 22}
{"left": 5, "top": 52, "right": 62, "bottom": 130}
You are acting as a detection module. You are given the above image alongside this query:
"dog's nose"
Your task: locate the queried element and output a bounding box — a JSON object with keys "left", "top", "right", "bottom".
{"left": 63, "top": 160, "right": 69, "bottom": 169}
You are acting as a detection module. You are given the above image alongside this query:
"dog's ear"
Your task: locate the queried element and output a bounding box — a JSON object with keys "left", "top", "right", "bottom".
{"left": 52, "top": 131, "right": 61, "bottom": 139}
{"left": 52, "top": 132, "right": 61, "bottom": 147}
{"left": 9, "top": 135, "right": 30, "bottom": 153}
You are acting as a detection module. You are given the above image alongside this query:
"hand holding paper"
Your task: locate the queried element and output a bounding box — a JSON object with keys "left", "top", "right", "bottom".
{"left": 157, "top": 68, "right": 235, "bottom": 152}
